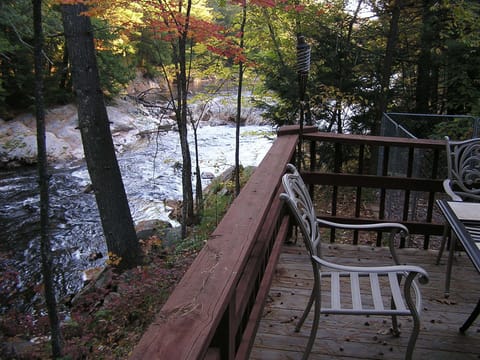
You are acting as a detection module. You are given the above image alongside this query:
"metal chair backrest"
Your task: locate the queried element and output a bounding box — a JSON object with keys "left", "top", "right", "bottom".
{"left": 445, "top": 136, "right": 480, "bottom": 202}
{"left": 280, "top": 163, "right": 321, "bottom": 258}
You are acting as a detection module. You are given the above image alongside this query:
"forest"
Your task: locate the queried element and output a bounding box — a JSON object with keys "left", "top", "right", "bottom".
{"left": 2, "top": 1, "right": 480, "bottom": 126}
{"left": 1, "top": 0, "right": 480, "bottom": 358}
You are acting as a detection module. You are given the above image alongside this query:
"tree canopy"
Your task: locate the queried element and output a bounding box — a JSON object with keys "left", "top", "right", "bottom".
{"left": 0, "top": 0, "right": 478, "bottom": 127}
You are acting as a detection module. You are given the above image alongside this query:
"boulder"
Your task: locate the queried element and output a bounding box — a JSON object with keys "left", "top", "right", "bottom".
{"left": 135, "top": 219, "right": 172, "bottom": 241}
{"left": 0, "top": 100, "right": 143, "bottom": 166}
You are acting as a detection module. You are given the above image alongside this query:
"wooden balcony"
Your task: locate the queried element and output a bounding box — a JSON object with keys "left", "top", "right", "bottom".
{"left": 251, "top": 241, "right": 480, "bottom": 359}
{"left": 131, "top": 127, "right": 480, "bottom": 359}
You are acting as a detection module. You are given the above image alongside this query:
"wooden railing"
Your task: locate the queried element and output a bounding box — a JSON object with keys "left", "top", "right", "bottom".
{"left": 130, "top": 131, "right": 298, "bottom": 360}
{"left": 300, "top": 130, "right": 447, "bottom": 249}
{"left": 131, "top": 127, "right": 448, "bottom": 359}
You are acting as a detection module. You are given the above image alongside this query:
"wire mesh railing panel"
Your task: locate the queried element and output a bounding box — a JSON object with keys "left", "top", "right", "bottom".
{"left": 380, "top": 113, "right": 479, "bottom": 226}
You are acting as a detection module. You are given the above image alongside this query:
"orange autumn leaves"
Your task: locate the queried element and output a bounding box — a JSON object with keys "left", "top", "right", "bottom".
{"left": 56, "top": 0, "right": 244, "bottom": 64}
{"left": 55, "top": 0, "right": 315, "bottom": 65}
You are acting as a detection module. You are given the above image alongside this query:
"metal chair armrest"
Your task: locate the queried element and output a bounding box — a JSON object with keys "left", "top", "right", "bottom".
{"left": 316, "top": 217, "right": 408, "bottom": 265}
{"left": 443, "top": 179, "right": 463, "bottom": 201}
{"left": 316, "top": 217, "right": 408, "bottom": 234}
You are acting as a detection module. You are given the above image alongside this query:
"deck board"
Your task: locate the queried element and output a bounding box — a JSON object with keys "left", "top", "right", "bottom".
{"left": 251, "top": 242, "right": 480, "bottom": 359}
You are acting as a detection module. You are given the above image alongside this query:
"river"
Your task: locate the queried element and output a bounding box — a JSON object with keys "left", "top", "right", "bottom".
{"left": 0, "top": 100, "right": 275, "bottom": 313}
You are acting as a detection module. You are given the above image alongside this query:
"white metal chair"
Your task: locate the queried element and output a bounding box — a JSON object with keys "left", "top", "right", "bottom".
{"left": 436, "top": 136, "right": 480, "bottom": 265}
{"left": 280, "top": 164, "right": 429, "bottom": 360}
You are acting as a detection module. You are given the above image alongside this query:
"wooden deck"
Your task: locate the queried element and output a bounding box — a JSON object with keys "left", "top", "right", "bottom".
{"left": 251, "top": 242, "right": 480, "bottom": 360}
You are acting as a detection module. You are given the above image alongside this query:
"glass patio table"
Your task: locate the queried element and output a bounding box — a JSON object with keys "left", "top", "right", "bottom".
{"left": 436, "top": 199, "right": 480, "bottom": 333}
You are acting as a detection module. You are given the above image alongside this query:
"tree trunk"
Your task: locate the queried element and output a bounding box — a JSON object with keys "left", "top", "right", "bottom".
{"left": 177, "top": 36, "right": 195, "bottom": 237}
{"left": 61, "top": 3, "right": 141, "bottom": 269}
{"left": 375, "top": 0, "right": 402, "bottom": 136}
{"left": 235, "top": 1, "right": 247, "bottom": 196}
{"left": 33, "top": 0, "right": 63, "bottom": 356}
{"left": 263, "top": 9, "right": 285, "bottom": 69}
{"left": 174, "top": 0, "right": 195, "bottom": 237}
{"left": 59, "top": 45, "right": 70, "bottom": 90}
{"left": 415, "top": 0, "right": 435, "bottom": 114}
{"left": 193, "top": 126, "right": 203, "bottom": 214}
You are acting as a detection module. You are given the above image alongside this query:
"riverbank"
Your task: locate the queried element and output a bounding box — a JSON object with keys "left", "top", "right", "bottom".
{"left": 1, "top": 232, "right": 197, "bottom": 359}
{"left": 0, "top": 91, "right": 272, "bottom": 169}
{"left": 0, "top": 98, "right": 173, "bottom": 169}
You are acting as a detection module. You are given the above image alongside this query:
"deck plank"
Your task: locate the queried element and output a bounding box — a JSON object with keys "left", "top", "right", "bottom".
{"left": 251, "top": 242, "right": 480, "bottom": 359}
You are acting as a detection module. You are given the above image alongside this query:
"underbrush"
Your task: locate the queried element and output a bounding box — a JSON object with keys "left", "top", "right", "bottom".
{"left": 170, "top": 166, "right": 254, "bottom": 258}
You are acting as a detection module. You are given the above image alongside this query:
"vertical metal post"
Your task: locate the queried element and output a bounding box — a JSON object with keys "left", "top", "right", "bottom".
{"left": 296, "top": 35, "right": 310, "bottom": 170}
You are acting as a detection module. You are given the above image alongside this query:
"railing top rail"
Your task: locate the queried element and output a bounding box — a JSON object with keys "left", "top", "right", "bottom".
{"left": 277, "top": 124, "right": 318, "bottom": 136}
{"left": 303, "top": 131, "right": 446, "bottom": 149}
{"left": 386, "top": 112, "right": 479, "bottom": 120}
{"left": 130, "top": 132, "right": 298, "bottom": 360}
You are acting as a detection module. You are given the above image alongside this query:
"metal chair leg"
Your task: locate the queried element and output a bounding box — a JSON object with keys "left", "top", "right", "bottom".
{"left": 391, "top": 296, "right": 400, "bottom": 336}
{"left": 436, "top": 223, "right": 450, "bottom": 265}
{"left": 460, "top": 298, "right": 480, "bottom": 333}
{"left": 444, "top": 234, "right": 456, "bottom": 297}
{"left": 405, "top": 309, "right": 420, "bottom": 360}
{"left": 302, "top": 296, "right": 320, "bottom": 360}
{"left": 296, "top": 287, "right": 315, "bottom": 332}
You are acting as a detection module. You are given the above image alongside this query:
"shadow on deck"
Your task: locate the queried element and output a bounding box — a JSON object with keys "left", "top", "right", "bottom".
{"left": 252, "top": 242, "right": 480, "bottom": 360}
